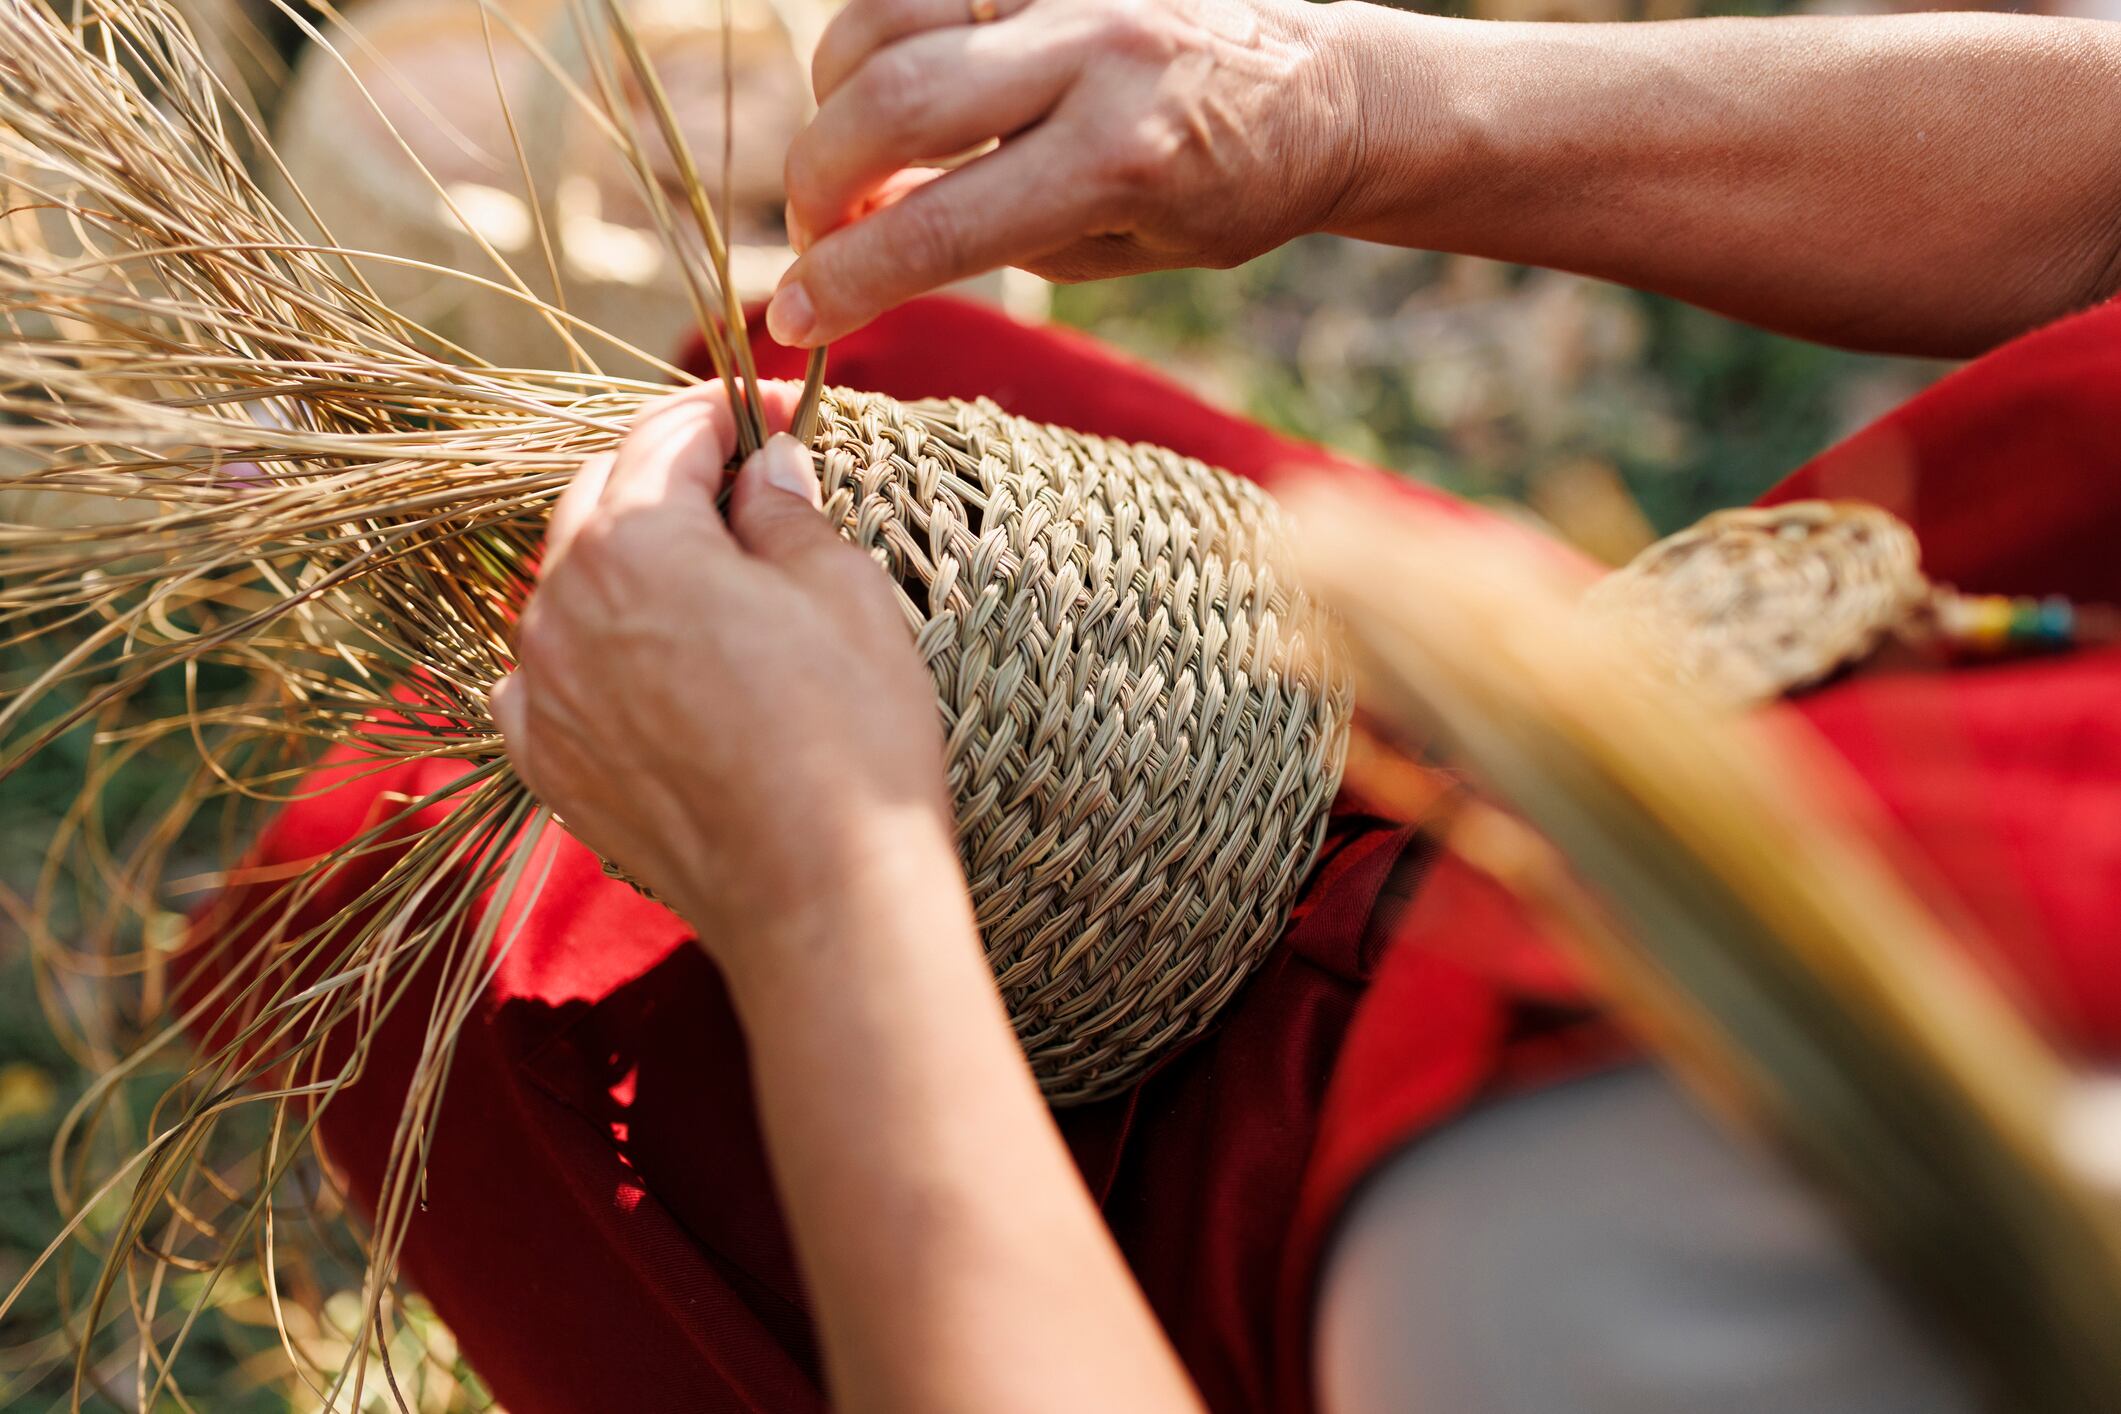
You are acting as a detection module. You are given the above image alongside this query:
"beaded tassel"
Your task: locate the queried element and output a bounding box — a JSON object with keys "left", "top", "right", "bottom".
{"left": 1934, "top": 593, "right": 2079, "bottom": 654}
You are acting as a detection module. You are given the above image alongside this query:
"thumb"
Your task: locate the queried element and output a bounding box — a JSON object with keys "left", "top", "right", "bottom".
{"left": 727, "top": 433, "right": 837, "bottom": 564}
{"left": 488, "top": 671, "right": 547, "bottom": 803}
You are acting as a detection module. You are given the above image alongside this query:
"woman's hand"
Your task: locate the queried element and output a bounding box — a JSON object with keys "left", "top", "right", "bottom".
{"left": 776, "top": 1, "right": 2121, "bottom": 358}
{"left": 493, "top": 386, "right": 1203, "bottom": 1414}
{"left": 769, "top": 0, "right": 1364, "bottom": 348}
{"left": 491, "top": 382, "right": 961, "bottom": 995}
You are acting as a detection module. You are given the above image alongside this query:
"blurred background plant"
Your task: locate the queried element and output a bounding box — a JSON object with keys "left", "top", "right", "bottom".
{"left": 1049, "top": 241, "right": 1940, "bottom": 561}
{"left": 3, "top": 0, "right": 2109, "bottom": 1405}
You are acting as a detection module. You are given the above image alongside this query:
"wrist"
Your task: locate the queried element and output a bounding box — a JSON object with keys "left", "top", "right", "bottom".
{"left": 720, "top": 851, "right": 1019, "bottom": 1102}
{"left": 691, "top": 810, "right": 984, "bottom": 1012}
{"left": 1309, "top": 4, "right": 1480, "bottom": 241}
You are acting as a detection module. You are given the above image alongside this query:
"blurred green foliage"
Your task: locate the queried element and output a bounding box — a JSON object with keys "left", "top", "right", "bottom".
{"left": 0, "top": 947, "right": 294, "bottom": 1412}
{"left": 1051, "top": 237, "right": 1937, "bottom": 541}
{"left": 0, "top": 667, "right": 298, "bottom": 1408}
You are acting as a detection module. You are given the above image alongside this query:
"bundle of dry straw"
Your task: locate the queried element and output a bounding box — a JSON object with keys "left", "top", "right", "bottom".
{"left": 1, "top": 0, "right": 1348, "bottom": 1404}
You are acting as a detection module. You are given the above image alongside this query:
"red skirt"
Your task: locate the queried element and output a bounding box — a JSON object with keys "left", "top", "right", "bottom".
{"left": 190, "top": 293, "right": 2121, "bottom": 1414}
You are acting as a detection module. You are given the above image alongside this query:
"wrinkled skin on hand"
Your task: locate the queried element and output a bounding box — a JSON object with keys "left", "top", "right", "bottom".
{"left": 492, "top": 383, "right": 960, "bottom": 990}
{"left": 770, "top": 0, "right": 1362, "bottom": 346}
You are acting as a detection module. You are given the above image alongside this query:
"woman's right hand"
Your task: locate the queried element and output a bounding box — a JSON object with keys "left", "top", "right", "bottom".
{"left": 770, "top": 0, "right": 1374, "bottom": 348}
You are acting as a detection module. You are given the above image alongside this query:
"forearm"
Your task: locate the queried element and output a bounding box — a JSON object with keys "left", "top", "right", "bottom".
{"left": 1325, "top": 7, "right": 2121, "bottom": 355}
{"left": 703, "top": 827, "right": 1202, "bottom": 1414}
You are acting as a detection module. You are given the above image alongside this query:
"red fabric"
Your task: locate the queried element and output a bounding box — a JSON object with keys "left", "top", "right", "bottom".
{"left": 1764, "top": 297, "right": 2121, "bottom": 1050}
{"left": 731, "top": 299, "right": 1456, "bottom": 512}
{"left": 1760, "top": 296, "right": 2121, "bottom": 602}
{"left": 187, "top": 293, "right": 2121, "bottom": 1414}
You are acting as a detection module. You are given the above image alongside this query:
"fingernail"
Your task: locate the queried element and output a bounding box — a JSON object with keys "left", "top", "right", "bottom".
{"left": 785, "top": 202, "right": 811, "bottom": 255}
{"left": 757, "top": 433, "right": 820, "bottom": 506}
{"left": 765, "top": 282, "right": 815, "bottom": 347}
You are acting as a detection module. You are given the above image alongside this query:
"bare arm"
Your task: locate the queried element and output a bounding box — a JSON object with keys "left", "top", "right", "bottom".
{"left": 774, "top": 1, "right": 2121, "bottom": 358}
{"left": 493, "top": 386, "right": 1202, "bottom": 1414}
{"left": 730, "top": 843, "right": 1202, "bottom": 1414}
{"left": 1331, "top": 10, "right": 2121, "bottom": 356}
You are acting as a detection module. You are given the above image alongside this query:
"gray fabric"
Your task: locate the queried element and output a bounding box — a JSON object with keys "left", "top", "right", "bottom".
{"left": 1314, "top": 1066, "right": 1981, "bottom": 1414}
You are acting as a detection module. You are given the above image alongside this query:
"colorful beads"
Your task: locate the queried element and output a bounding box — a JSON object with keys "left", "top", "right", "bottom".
{"left": 1938, "top": 593, "right": 2077, "bottom": 654}
{"left": 1970, "top": 596, "right": 2016, "bottom": 651}
{"left": 2033, "top": 596, "right": 2076, "bottom": 648}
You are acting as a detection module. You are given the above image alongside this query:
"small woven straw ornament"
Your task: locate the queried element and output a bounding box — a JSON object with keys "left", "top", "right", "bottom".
{"left": 606, "top": 389, "right": 1354, "bottom": 1104}
{"left": 1585, "top": 500, "right": 2096, "bottom": 707}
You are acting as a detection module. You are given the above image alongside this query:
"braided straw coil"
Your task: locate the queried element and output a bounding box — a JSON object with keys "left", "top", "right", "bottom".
{"left": 1582, "top": 501, "right": 1928, "bottom": 709}
{"left": 729, "top": 389, "right": 1351, "bottom": 1104}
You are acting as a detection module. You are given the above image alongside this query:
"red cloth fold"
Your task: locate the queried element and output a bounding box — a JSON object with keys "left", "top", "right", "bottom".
{"left": 189, "top": 294, "right": 2121, "bottom": 1414}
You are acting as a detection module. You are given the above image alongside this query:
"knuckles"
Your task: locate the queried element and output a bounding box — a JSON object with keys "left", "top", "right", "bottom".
{"left": 1086, "top": 0, "right": 1182, "bottom": 65}
{"left": 882, "top": 193, "right": 969, "bottom": 286}
{"left": 850, "top": 0, "right": 924, "bottom": 51}
{"left": 858, "top": 43, "right": 937, "bottom": 125}
{"left": 588, "top": 504, "right": 676, "bottom": 561}
{"left": 1067, "top": 102, "right": 1192, "bottom": 224}
{"left": 787, "top": 48, "right": 932, "bottom": 229}
{"left": 1095, "top": 113, "right": 1186, "bottom": 199}
{"left": 520, "top": 520, "right": 691, "bottom": 665}
{"left": 509, "top": 607, "right": 573, "bottom": 689}
{"left": 781, "top": 128, "right": 835, "bottom": 233}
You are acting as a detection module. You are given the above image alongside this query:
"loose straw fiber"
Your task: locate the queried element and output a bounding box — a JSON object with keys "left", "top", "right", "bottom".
{"left": 0, "top": 3, "right": 1347, "bottom": 1403}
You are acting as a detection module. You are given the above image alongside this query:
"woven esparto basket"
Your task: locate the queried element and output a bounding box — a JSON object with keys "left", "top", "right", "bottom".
{"left": 753, "top": 390, "right": 1352, "bottom": 1104}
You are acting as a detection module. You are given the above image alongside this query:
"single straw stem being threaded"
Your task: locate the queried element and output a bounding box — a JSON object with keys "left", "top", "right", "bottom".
{"left": 595, "top": 0, "right": 767, "bottom": 454}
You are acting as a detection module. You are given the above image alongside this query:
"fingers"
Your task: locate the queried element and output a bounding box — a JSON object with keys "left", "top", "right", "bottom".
{"left": 787, "top": 21, "right": 1077, "bottom": 245}
{"left": 595, "top": 376, "right": 804, "bottom": 519}
{"left": 507, "top": 392, "right": 832, "bottom": 820}
{"left": 747, "top": 378, "right": 807, "bottom": 440}
{"left": 768, "top": 124, "right": 1109, "bottom": 347}
{"left": 488, "top": 672, "right": 547, "bottom": 802}
{"left": 789, "top": 168, "right": 946, "bottom": 256}
{"left": 597, "top": 387, "right": 740, "bottom": 521}
{"left": 812, "top": 0, "right": 1036, "bottom": 102}
{"left": 727, "top": 434, "right": 842, "bottom": 565}
{"left": 546, "top": 381, "right": 807, "bottom": 567}
{"left": 1025, "top": 231, "right": 1168, "bottom": 284}
{"left": 490, "top": 672, "right": 523, "bottom": 745}
{"left": 546, "top": 450, "right": 615, "bottom": 563}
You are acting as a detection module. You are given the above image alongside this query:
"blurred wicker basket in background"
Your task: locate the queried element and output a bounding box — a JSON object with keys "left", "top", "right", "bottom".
{"left": 269, "top": 0, "right": 812, "bottom": 374}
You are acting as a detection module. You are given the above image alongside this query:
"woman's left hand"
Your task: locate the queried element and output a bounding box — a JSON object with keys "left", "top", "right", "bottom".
{"left": 494, "top": 385, "right": 1201, "bottom": 1414}
{"left": 491, "top": 382, "right": 963, "bottom": 998}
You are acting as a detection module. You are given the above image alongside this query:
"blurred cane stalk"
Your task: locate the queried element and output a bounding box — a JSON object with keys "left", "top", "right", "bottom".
{"left": 1290, "top": 478, "right": 2121, "bottom": 1412}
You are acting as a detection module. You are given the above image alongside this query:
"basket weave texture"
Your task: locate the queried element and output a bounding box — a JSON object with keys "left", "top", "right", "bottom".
{"left": 798, "top": 389, "right": 1351, "bottom": 1103}
{"left": 1582, "top": 501, "right": 1927, "bottom": 708}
